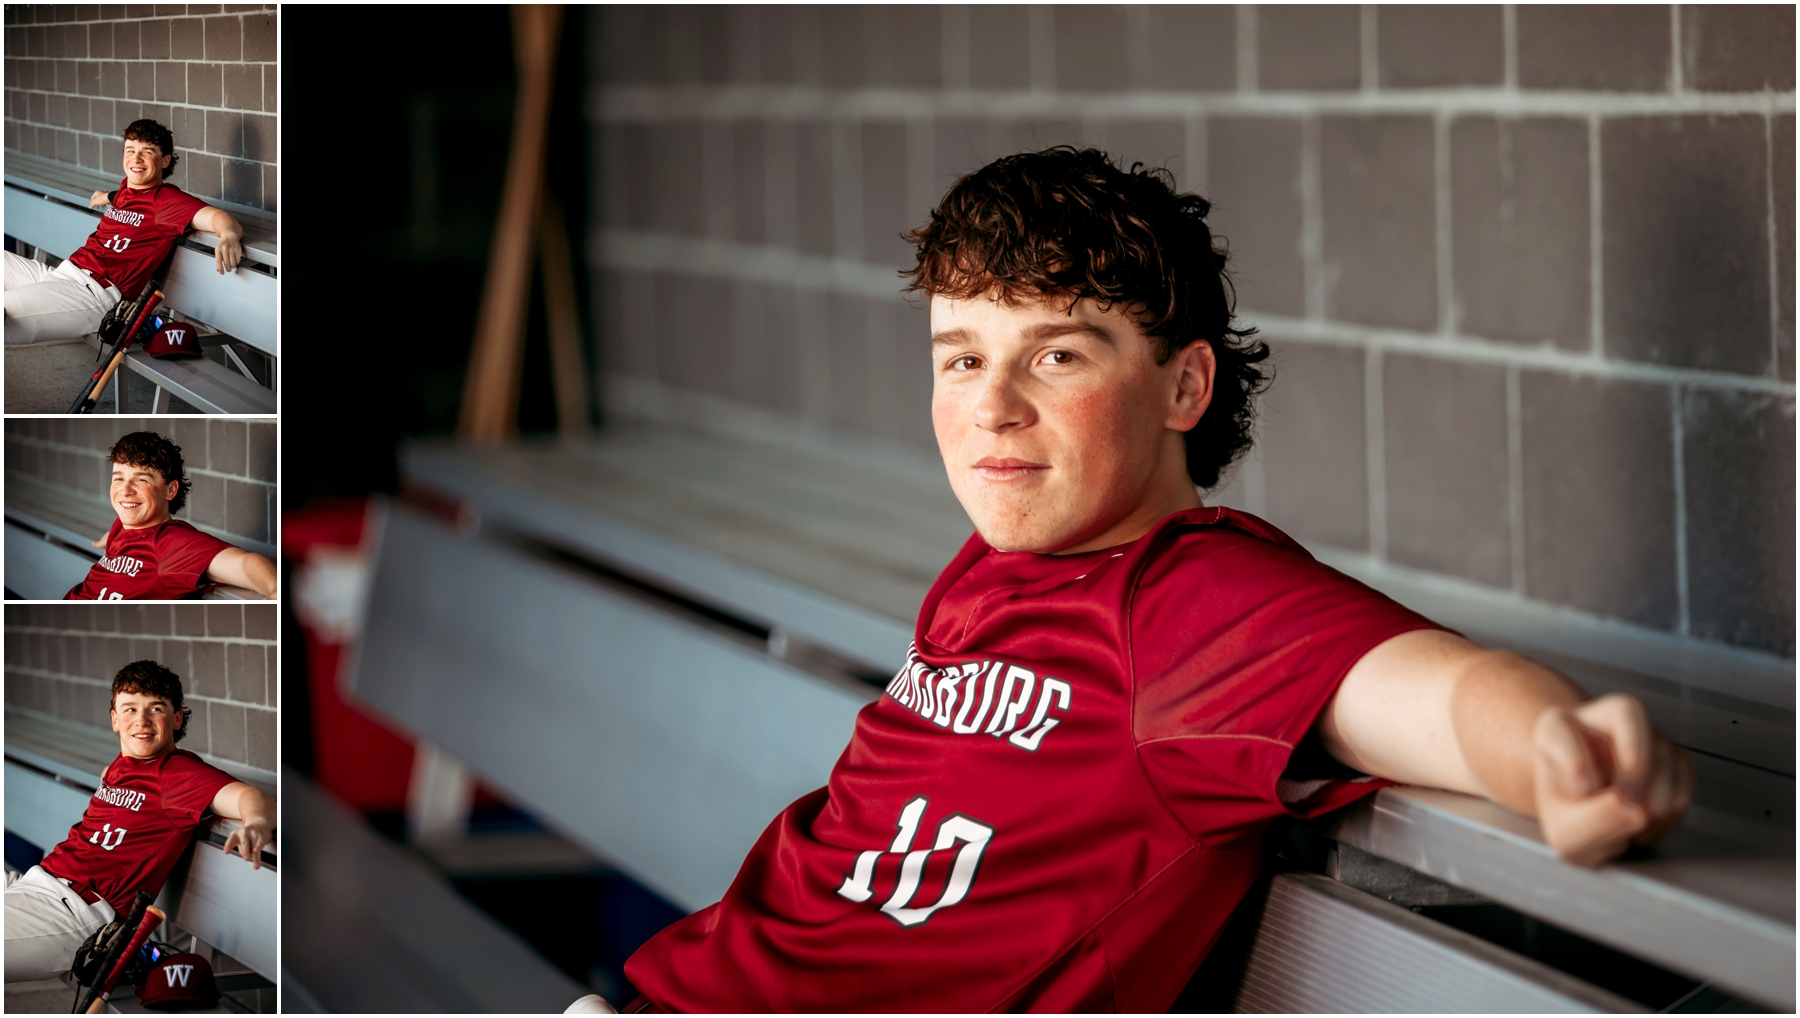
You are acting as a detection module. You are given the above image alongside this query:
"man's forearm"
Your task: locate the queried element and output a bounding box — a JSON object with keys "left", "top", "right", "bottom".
{"left": 1448, "top": 651, "right": 1585, "bottom": 818}
{"left": 234, "top": 786, "right": 274, "bottom": 829}
{"left": 239, "top": 552, "right": 276, "bottom": 599}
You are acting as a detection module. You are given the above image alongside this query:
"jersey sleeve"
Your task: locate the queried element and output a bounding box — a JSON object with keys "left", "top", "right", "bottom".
{"left": 155, "top": 523, "right": 235, "bottom": 596}
{"left": 156, "top": 187, "right": 209, "bottom": 232}
{"left": 161, "top": 752, "right": 240, "bottom": 824}
{"left": 1129, "top": 527, "right": 1444, "bottom": 844}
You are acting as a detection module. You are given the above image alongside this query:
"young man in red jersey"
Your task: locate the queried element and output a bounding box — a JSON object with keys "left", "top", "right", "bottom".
{"left": 4, "top": 661, "right": 273, "bottom": 982}
{"left": 64, "top": 431, "right": 276, "bottom": 600}
{"left": 3, "top": 119, "right": 245, "bottom": 346}
{"left": 570, "top": 149, "right": 1694, "bottom": 1014}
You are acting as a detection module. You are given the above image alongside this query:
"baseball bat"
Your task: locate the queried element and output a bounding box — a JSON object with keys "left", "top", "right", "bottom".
{"left": 67, "top": 290, "right": 162, "bottom": 414}
{"left": 71, "top": 891, "right": 148, "bottom": 1013}
{"left": 78, "top": 898, "right": 164, "bottom": 1013}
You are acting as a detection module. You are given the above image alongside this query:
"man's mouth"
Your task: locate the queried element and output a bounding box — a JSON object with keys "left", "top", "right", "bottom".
{"left": 973, "top": 457, "right": 1050, "bottom": 482}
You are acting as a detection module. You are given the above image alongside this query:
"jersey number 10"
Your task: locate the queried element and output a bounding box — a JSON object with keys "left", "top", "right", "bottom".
{"left": 101, "top": 235, "right": 132, "bottom": 252}
{"left": 836, "top": 796, "right": 994, "bottom": 928}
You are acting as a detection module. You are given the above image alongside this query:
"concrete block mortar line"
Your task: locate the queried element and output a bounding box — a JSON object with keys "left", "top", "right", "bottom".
{"left": 1766, "top": 112, "right": 1780, "bottom": 378}
{"left": 1359, "top": 5, "right": 1379, "bottom": 93}
{"left": 1588, "top": 114, "right": 1604, "bottom": 357}
{"left": 594, "top": 226, "right": 1799, "bottom": 397}
{"left": 1669, "top": 4, "right": 1684, "bottom": 95}
{"left": 1026, "top": 5, "right": 1054, "bottom": 93}
{"left": 1125, "top": 5, "right": 1154, "bottom": 92}
{"left": 1506, "top": 364, "right": 1526, "bottom": 593}
{"left": 1236, "top": 5, "right": 1257, "bottom": 93}
{"left": 1502, "top": 4, "right": 1519, "bottom": 91}
{"left": 1183, "top": 111, "right": 1207, "bottom": 195}
{"left": 830, "top": 118, "right": 862, "bottom": 259}
{"left": 1364, "top": 345, "right": 1387, "bottom": 561}
{"left": 587, "top": 82, "right": 1798, "bottom": 124}
{"left": 1670, "top": 384, "right": 1690, "bottom": 636}
{"left": 1300, "top": 114, "right": 1323, "bottom": 319}
{"left": 940, "top": 5, "right": 971, "bottom": 91}
{"left": 1434, "top": 111, "right": 1454, "bottom": 336}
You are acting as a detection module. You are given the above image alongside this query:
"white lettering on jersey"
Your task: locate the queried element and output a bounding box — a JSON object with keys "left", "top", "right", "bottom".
{"left": 88, "top": 822, "right": 128, "bottom": 851}
{"left": 103, "top": 207, "right": 145, "bottom": 227}
{"left": 885, "top": 645, "right": 1072, "bottom": 752}
{"left": 836, "top": 796, "right": 995, "bottom": 928}
{"left": 93, "top": 783, "right": 146, "bottom": 812}
{"left": 164, "top": 964, "right": 194, "bottom": 987}
{"left": 95, "top": 554, "right": 144, "bottom": 577}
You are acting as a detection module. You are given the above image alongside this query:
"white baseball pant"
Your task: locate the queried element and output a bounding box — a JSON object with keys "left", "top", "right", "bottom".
{"left": 3, "top": 252, "right": 121, "bottom": 346}
{"left": 4, "top": 865, "right": 117, "bottom": 983}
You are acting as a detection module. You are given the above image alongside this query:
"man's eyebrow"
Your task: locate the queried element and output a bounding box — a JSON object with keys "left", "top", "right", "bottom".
{"left": 1022, "top": 321, "right": 1115, "bottom": 344}
{"left": 930, "top": 328, "right": 976, "bottom": 347}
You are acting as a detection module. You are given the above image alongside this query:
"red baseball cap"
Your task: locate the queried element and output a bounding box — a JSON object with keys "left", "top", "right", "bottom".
{"left": 144, "top": 320, "right": 203, "bottom": 359}
{"left": 136, "top": 951, "right": 220, "bottom": 1009}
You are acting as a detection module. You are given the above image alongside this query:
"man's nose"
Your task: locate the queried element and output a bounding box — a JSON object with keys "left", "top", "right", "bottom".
{"left": 972, "top": 366, "right": 1035, "bottom": 434}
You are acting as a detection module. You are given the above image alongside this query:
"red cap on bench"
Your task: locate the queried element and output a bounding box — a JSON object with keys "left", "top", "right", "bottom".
{"left": 145, "top": 320, "right": 202, "bottom": 359}
{"left": 136, "top": 952, "right": 221, "bottom": 1009}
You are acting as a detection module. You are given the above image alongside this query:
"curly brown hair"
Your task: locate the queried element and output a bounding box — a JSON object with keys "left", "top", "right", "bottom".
{"left": 122, "top": 119, "right": 179, "bottom": 177}
{"left": 108, "top": 432, "right": 190, "bottom": 515}
{"left": 904, "top": 146, "right": 1270, "bottom": 489}
{"left": 111, "top": 660, "right": 190, "bottom": 743}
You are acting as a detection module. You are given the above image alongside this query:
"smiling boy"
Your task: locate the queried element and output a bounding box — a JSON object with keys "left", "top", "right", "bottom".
{"left": 574, "top": 149, "right": 1695, "bottom": 1013}
{"left": 63, "top": 431, "right": 276, "bottom": 600}
{"left": 3, "top": 119, "right": 245, "bottom": 346}
{"left": 3, "top": 661, "right": 273, "bottom": 982}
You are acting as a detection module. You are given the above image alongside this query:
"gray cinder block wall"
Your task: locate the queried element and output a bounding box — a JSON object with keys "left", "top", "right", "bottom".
{"left": 3, "top": 603, "right": 277, "bottom": 777}
{"left": 5, "top": 417, "right": 276, "bottom": 549}
{"left": 2, "top": 4, "right": 277, "bottom": 212}
{"left": 587, "top": 5, "right": 1796, "bottom": 660}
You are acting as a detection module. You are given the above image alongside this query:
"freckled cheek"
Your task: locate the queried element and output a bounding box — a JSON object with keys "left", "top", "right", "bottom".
{"left": 1042, "top": 388, "right": 1136, "bottom": 466}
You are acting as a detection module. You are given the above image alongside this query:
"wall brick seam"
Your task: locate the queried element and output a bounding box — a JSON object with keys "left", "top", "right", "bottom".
{"left": 589, "top": 85, "right": 1797, "bottom": 122}
{"left": 591, "top": 228, "right": 1797, "bottom": 397}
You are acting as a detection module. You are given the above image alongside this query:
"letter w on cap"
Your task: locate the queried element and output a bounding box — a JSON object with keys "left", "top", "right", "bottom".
{"left": 166, "top": 964, "right": 193, "bottom": 987}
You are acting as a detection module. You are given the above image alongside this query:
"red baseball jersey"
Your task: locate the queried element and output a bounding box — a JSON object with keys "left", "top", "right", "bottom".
{"left": 625, "top": 507, "right": 1442, "bottom": 1011}
{"left": 66, "top": 180, "right": 207, "bottom": 296}
{"left": 39, "top": 749, "right": 237, "bottom": 913}
{"left": 65, "top": 518, "right": 233, "bottom": 601}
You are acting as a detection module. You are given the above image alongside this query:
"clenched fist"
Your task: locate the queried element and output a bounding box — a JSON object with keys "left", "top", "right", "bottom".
{"left": 1532, "top": 694, "right": 1694, "bottom": 866}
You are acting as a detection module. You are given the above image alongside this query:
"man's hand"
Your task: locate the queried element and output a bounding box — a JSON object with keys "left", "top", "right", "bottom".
{"left": 1322, "top": 630, "right": 1694, "bottom": 867}
{"left": 1533, "top": 696, "right": 1694, "bottom": 866}
{"left": 92, "top": 535, "right": 107, "bottom": 549}
{"left": 190, "top": 206, "right": 244, "bottom": 274}
{"left": 222, "top": 819, "right": 273, "bottom": 870}
{"left": 210, "top": 781, "right": 274, "bottom": 870}
{"left": 89, "top": 189, "right": 110, "bottom": 209}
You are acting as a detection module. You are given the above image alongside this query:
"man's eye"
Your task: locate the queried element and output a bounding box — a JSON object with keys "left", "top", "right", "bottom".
{"left": 1043, "top": 350, "right": 1076, "bottom": 365}
{"left": 948, "top": 355, "right": 981, "bottom": 371}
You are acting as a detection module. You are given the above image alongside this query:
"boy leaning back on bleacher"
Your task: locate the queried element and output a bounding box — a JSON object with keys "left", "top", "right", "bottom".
{"left": 2, "top": 119, "right": 244, "bottom": 346}
{"left": 568, "top": 148, "right": 1697, "bottom": 1013}
{"left": 3, "top": 661, "right": 273, "bottom": 983}
{"left": 65, "top": 431, "right": 277, "bottom": 601}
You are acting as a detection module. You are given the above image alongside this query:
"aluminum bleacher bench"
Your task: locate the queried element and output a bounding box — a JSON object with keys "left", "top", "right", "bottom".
{"left": 346, "top": 421, "right": 1796, "bottom": 1012}
{"left": 3, "top": 152, "right": 275, "bottom": 416}
{"left": 3, "top": 712, "right": 276, "bottom": 983}
{"left": 4, "top": 476, "right": 270, "bottom": 601}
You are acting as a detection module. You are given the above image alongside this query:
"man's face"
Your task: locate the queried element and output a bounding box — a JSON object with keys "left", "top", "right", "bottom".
{"left": 111, "top": 461, "right": 177, "bottom": 529}
{"left": 111, "top": 690, "right": 181, "bottom": 759}
{"left": 931, "top": 291, "right": 1212, "bottom": 554}
{"left": 121, "top": 138, "right": 170, "bottom": 189}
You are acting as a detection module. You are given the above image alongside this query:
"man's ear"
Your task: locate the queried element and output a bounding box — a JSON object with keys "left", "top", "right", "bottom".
{"left": 166, "top": 480, "right": 180, "bottom": 503}
{"left": 1168, "top": 340, "right": 1216, "bottom": 432}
